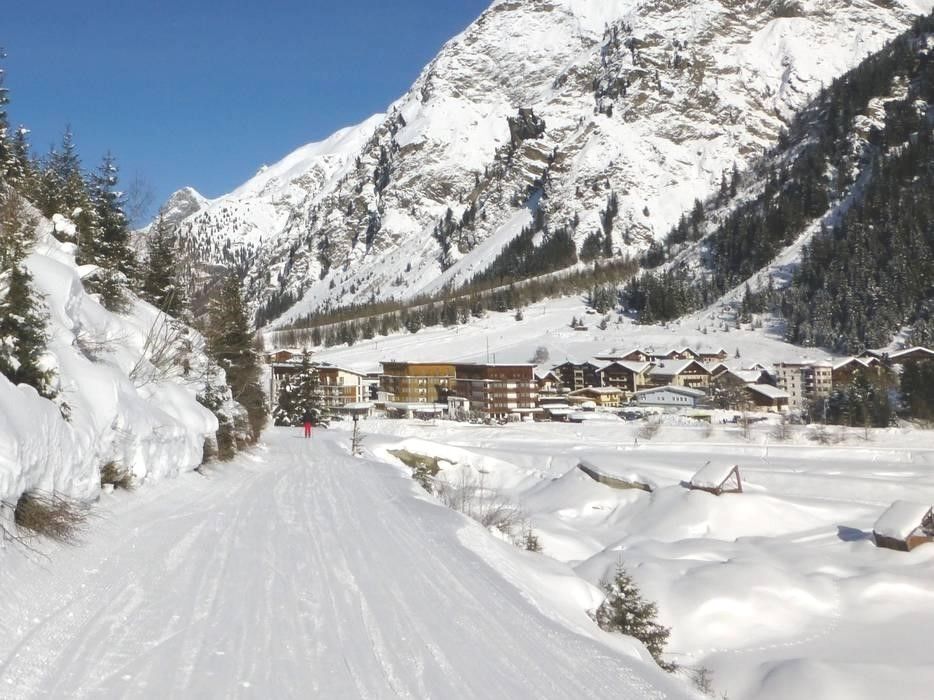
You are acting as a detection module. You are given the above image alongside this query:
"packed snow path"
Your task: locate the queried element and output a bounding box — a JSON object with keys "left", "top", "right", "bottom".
{"left": 0, "top": 428, "right": 688, "bottom": 699}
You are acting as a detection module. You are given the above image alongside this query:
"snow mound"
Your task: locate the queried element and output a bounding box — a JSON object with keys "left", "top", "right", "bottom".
{"left": 0, "top": 210, "right": 217, "bottom": 510}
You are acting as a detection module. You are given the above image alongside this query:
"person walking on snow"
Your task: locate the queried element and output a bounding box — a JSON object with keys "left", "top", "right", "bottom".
{"left": 302, "top": 409, "right": 313, "bottom": 439}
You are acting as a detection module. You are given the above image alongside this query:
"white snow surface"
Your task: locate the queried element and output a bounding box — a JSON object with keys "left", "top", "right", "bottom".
{"left": 0, "top": 429, "right": 690, "bottom": 699}
{"left": 0, "top": 211, "right": 217, "bottom": 507}
{"left": 363, "top": 416, "right": 934, "bottom": 700}
{"left": 873, "top": 500, "right": 932, "bottom": 540}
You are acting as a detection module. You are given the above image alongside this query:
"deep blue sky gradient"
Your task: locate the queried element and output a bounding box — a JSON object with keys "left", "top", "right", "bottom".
{"left": 3, "top": 1, "right": 489, "bottom": 220}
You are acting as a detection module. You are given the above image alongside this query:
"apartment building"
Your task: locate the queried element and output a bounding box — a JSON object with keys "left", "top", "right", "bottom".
{"left": 379, "top": 362, "right": 456, "bottom": 403}
{"left": 775, "top": 360, "right": 833, "bottom": 409}
{"left": 452, "top": 363, "right": 539, "bottom": 418}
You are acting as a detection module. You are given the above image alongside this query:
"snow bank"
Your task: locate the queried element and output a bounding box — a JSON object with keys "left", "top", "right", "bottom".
{"left": 0, "top": 213, "right": 217, "bottom": 510}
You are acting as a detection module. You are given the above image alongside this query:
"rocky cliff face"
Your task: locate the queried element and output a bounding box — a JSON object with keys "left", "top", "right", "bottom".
{"left": 158, "top": 0, "right": 934, "bottom": 326}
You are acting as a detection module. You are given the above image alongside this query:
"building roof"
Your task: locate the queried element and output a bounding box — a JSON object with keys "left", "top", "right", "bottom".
{"left": 634, "top": 385, "right": 706, "bottom": 398}
{"left": 832, "top": 357, "right": 875, "bottom": 371}
{"left": 874, "top": 501, "right": 933, "bottom": 540}
{"left": 890, "top": 346, "right": 934, "bottom": 361}
{"left": 649, "top": 360, "right": 709, "bottom": 377}
{"left": 595, "top": 360, "right": 652, "bottom": 374}
{"left": 690, "top": 463, "right": 739, "bottom": 489}
{"left": 746, "top": 384, "right": 790, "bottom": 400}
{"left": 569, "top": 386, "right": 624, "bottom": 396}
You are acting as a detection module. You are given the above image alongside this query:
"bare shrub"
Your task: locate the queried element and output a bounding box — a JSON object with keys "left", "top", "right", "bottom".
{"left": 521, "top": 523, "right": 543, "bottom": 552}
{"left": 11, "top": 491, "right": 87, "bottom": 543}
{"left": 770, "top": 414, "right": 792, "bottom": 441}
{"left": 686, "top": 666, "right": 715, "bottom": 696}
{"left": 129, "top": 313, "right": 189, "bottom": 388}
{"left": 100, "top": 460, "right": 135, "bottom": 491}
{"left": 638, "top": 418, "right": 661, "bottom": 441}
{"left": 351, "top": 419, "right": 365, "bottom": 456}
{"left": 435, "top": 470, "right": 523, "bottom": 536}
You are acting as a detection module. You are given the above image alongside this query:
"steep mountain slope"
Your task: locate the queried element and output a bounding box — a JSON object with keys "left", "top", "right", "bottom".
{"left": 161, "top": 0, "right": 934, "bottom": 327}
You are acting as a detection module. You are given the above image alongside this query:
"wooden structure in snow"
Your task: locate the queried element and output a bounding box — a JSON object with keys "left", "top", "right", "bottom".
{"left": 688, "top": 462, "right": 742, "bottom": 496}
{"left": 873, "top": 501, "right": 934, "bottom": 552}
{"left": 577, "top": 460, "right": 653, "bottom": 492}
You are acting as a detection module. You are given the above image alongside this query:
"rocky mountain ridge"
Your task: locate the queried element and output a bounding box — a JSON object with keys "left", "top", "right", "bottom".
{"left": 159, "top": 0, "right": 934, "bottom": 327}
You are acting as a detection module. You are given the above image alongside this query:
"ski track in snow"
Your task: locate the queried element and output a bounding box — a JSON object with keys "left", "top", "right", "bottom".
{"left": 0, "top": 429, "right": 688, "bottom": 699}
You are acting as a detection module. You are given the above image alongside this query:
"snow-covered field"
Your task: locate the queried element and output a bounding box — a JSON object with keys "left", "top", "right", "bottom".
{"left": 365, "top": 416, "right": 934, "bottom": 699}
{"left": 298, "top": 291, "right": 838, "bottom": 374}
{"left": 0, "top": 428, "right": 690, "bottom": 699}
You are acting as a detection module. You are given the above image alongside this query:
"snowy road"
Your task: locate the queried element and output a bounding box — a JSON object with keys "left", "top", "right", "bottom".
{"left": 0, "top": 428, "right": 688, "bottom": 699}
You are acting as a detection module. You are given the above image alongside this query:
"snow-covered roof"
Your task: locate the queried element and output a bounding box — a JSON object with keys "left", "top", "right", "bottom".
{"left": 832, "top": 357, "right": 873, "bottom": 371}
{"left": 649, "top": 360, "right": 707, "bottom": 377}
{"left": 342, "top": 402, "right": 373, "bottom": 410}
{"left": 634, "top": 385, "right": 706, "bottom": 398}
{"left": 890, "top": 346, "right": 934, "bottom": 360}
{"left": 746, "top": 384, "right": 790, "bottom": 400}
{"left": 570, "top": 386, "right": 624, "bottom": 396}
{"left": 874, "top": 501, "right": 933, "bottom": 540}
{"left": 690, "top": 463, "right": 739, "bottom": 489}
{"left": 595, "top": 360, "right": 652, "bottom": 374}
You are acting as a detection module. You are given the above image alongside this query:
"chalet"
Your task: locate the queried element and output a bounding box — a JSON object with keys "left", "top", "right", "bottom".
{"left": 535, "top": 369, "right": 563, "bottom": 396}
{"left": 647, "top": 359, "right": 711, "bottom": 390}
{"left": 831, "top": 357, "right": 883, "bottom": 386}
{"left": 688, "top": 463, "right": 743, "bottom": 495}
{"left": 314, "top": 363, "right": 370, "bottom": 410}
{"left": 634, "top": 385, "right": 706, "bottom": 408}
{"left": 652, "top": 347, "right": 701, "bottom": 361}
{"left": 705, "top": 361, "right": 731, "bottom": 378}
{"left": 568, "top": 386, "right": 624, "bottom": 408}
{"left": 873, "top": 501, "right": 934, "bottom": 552}
{"left": 889, "top": 347, "right": 934, "bottom": 365}
{"left": 266, "top": 348, "right": 305, "bottom": 364}
{"left": 594, "top": 349, "right": 651, "bottom": 363}
{"left": 595, "top": 361, "right": 652, "bottom": 395}
{"left": 553, "top": 360, "right": 600, "bottom": 391}
{"left": 698, "top": 348, "right": 729, "bottom": 363}
{"left": 745, "top": 384, "right": 790, "bottom": 411}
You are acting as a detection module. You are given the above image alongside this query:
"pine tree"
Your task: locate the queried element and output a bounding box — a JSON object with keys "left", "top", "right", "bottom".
{"left": 293, "top": 352, "right": 323, "bottom": 418}
{"left": 81, "top": 153, "right": 138, "bottom": 311}
{"left": 206, "top": 274, "right": 266, "bottom": 440}
{"left": 595, "top": 562, "right": 675, "bottom": 672}
{"left": 142, "top": 215, "right": 187, "bottom": 317}
{"left": 273, "top": 377, "right": 300, "bottom": 426}
{"left": 0, "top": 49, "right": 11, "bottom": 182}
{"left": 0, "top": 189, "right": 55, "bottom": 398}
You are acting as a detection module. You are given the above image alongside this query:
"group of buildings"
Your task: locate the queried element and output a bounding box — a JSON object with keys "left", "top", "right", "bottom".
{"left": 265, "top": 345, "right": 934, "bottom": 422}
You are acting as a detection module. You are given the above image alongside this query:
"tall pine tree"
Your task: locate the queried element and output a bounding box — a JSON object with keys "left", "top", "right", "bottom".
{"left": 206, "top": 274, "right": 266, "bottom": 440}
{"left": 142, "top": 215, "right": 188, "bottom": 318}
{"left": 0, "top": 189, "right": 55, "bottom": 398}
{"left": 82, "top": 153, "right": 138, "bottom": 311}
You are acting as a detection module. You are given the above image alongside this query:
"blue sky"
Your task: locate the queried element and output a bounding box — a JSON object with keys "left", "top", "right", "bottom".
{"left": 3, "top": 0, "right": 489, "bottom": 221}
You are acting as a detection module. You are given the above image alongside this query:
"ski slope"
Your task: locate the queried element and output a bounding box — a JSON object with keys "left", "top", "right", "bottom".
{"left": 0, "top": 428, "right": 689, "bottom": 699}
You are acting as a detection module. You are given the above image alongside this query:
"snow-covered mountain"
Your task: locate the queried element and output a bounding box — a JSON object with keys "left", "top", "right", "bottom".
{"left": 160, "top": 0, "right": 934, "bottom": 326}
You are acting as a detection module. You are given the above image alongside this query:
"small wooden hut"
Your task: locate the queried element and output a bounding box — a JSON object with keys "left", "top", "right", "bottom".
{"left": 873, "top": 501, "right": 934, "bottom": 552}
{"left": 688, "top": 462, "right": 742, "bottom": 496}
